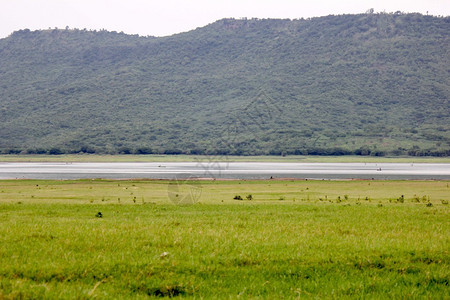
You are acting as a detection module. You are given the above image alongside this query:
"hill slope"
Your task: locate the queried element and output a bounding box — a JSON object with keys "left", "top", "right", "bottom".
{"left": 0, "top": 13, "right": 449, "bottom": 156}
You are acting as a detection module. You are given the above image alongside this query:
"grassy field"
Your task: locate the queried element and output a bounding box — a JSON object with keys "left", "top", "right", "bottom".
{"left": 0, "top": 180, "right": 449, "bottom": 298}
{"left": 1, "top": 154, "right": 450, "bottom": 163}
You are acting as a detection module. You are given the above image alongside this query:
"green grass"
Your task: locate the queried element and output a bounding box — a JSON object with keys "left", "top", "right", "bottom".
{"left": 0, "top": 180, "right": 449, "bottom": 298}
{"left": 1, "top": 154, "right": 450, "bottom": 163}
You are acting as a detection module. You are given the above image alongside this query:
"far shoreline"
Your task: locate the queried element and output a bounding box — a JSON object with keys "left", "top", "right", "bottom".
{"left": 0, "top": 154, "right": 449, "bottom": 163}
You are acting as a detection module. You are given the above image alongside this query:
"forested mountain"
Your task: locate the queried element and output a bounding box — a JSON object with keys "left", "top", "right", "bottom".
{"left": 0, "top": 13, "right": 449, "bottom": 156}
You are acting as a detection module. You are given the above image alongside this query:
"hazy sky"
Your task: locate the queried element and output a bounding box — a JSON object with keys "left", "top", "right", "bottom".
{"left": 1, "top": 0, "right": 449, "bottom": 38}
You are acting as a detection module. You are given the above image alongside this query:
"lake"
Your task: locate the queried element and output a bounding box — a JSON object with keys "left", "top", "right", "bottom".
{"left": 0, "top": 162, "right": 449, "bottom": 180}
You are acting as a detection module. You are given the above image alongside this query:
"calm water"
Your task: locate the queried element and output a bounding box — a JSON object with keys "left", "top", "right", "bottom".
{"left": 0, "top": 162, "right": 449, "bottom": 180}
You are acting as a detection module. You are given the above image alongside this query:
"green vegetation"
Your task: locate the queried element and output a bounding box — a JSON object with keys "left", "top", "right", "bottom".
{"left": 0, "top": 180, "right": 449, "bottom": 298}
{"left": 0, "top": 13, "right": 449, "bottom": 156}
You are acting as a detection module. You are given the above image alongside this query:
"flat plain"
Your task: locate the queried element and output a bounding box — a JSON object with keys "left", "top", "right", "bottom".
{"left": 0, "top": 179, "right": 448, "bottom": 298}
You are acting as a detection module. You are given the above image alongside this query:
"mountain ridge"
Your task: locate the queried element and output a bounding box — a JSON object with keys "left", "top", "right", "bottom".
{"left": 0, "top": 13, "right": 449, "bottom": 156}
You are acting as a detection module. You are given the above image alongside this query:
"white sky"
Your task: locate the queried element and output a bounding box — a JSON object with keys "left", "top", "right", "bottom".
{"left": 1, "top": 0, "right": 449, "bottom": 38}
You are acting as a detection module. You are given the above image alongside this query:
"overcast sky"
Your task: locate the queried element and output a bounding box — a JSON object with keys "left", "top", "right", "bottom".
{"left": 1, "top": 0, "right": 449, "bottom": 38}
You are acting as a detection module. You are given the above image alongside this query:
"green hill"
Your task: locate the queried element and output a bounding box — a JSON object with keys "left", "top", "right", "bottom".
{"left": 0, "top": 13, "right": 449, "bottom": 156}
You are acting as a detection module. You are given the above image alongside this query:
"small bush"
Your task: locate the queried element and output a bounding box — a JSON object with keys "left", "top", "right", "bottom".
{"left": 49, "top": 147, "right": 63, "bottom": 155}
{"left": 412, "top": 195, "right": 421, "bottom": 203}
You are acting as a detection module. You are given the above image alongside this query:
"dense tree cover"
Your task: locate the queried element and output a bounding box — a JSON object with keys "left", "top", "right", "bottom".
{"left": 0, "top": 13, "right": 449, "bottom": 156}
